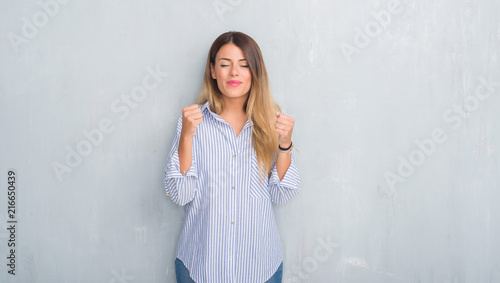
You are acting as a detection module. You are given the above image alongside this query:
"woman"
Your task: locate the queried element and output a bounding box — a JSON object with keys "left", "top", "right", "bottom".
{"left": 164, "top": 31, "right": 301, "bottom": 283}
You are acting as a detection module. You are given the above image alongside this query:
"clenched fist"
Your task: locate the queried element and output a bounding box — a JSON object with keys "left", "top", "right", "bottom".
{"left": 181, "top": 104, "right": 203, "bottom": 139}
{"left": 274, "top": 111, "right": 294, "bottom": 148}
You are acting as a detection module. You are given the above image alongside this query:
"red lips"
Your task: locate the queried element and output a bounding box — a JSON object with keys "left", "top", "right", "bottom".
{"left": 227, "top": 80, "right": 242, "bottom": 87}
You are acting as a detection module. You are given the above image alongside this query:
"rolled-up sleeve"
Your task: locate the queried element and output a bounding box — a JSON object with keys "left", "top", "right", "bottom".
{"left": 268, "top": 146, "right": 301, "bottom": 204}
{"left": 163, "top": 115, "right": 198, "bottom": 206}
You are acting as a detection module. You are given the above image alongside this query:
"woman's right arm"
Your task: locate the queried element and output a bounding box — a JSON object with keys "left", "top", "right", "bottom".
{"left": 163, "top": 105, "right": 203, "bottom": 206}
{"left": 178, "top": 134, "right": 193, "bottom": 175}
{"left": 179, "top": 104, "right": 203, "bottom": 174}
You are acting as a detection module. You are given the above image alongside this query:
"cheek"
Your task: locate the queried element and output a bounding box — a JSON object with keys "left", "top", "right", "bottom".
{"left": 216, "top": 79, "right": 225, "bottom": 90}
{"left": 244, "top": 70, "right": 252, "bottom": 81}
{"left": 213, "top": 67, "right": 222, "bottom": 78}
{"left": 214, "top": 69, "right": 225, "bottom": 86}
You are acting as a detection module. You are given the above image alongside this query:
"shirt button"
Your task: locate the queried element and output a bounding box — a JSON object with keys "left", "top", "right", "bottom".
{"left": 233, "top": 154, "right": 236, "bottom": 157}
{"left": 232, "top": 186, "right": 235, "bottom": 190}
{"left": 231, "top": 221, "right": 235, "bottom": 224}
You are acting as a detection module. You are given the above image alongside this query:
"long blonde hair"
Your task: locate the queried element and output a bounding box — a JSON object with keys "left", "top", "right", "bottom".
{"left": 196, "top": 31, "right": 282, "bottom": 184}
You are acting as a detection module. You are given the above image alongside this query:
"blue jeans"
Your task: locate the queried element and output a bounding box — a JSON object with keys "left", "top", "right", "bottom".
{"left": 175, "top": 258, "right": 283, "bottom": 283}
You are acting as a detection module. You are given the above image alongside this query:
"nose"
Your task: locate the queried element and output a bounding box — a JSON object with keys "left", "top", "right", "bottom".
{"left": 230, "top": 64, "right": 238, "bottom": 76}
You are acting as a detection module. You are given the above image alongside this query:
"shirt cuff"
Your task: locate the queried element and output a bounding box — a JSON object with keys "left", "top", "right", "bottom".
{"left": 164, "top": 148, "right": 198, "bottom": 206}
{"left": 165, "top": 146, "right": 198, "bottom": 179}
{"left": 269, "top": 148, "right": 300, "bottom": 189}
{"left": 163, "top": 115, "right": 198, "bottom": 206}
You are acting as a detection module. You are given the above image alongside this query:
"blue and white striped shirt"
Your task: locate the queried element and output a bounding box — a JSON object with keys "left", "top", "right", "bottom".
{"left": 164, "top": 101, "right": 301, "bottom": 283}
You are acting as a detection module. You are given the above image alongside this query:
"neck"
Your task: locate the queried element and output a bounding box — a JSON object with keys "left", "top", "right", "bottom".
{"left": 221, "top": 94, "right": 248, "bottom": 117}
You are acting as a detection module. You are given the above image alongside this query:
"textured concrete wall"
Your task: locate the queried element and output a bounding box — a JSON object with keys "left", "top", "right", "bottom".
{"left": 1, "top": 0, "right": 499, "bottom": 282}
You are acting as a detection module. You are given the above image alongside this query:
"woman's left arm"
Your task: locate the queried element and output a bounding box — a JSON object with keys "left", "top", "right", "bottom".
{"left": 275, "top": 111, "right": 295, "bottom": 180}
{"left": 276, "top": 150, "right": 292, "bottom": 181}
{"left": 267, "top": 111, "right": 301, "bottom": 204}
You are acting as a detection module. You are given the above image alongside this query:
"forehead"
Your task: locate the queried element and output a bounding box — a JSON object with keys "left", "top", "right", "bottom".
{"left": 216, "top": 43, "right": 246, "bottom": 60}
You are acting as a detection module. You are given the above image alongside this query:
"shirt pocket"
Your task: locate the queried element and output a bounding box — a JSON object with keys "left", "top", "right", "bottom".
{"left": 249, "top": 152, "right": 271, "bottom": 200}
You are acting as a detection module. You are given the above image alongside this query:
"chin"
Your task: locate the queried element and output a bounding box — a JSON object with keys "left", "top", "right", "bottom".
{"left": 224, "top": 92, "right": 246, "bottom": 98}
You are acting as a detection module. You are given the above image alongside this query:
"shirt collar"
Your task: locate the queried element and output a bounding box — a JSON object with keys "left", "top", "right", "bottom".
{"left": 199, "top": 100, "right": 254, "bottom": 127}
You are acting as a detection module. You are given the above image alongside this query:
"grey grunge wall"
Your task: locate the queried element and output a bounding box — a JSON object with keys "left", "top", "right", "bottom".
{"left": 1, "top": 0, "right": 500, "bottom": 282}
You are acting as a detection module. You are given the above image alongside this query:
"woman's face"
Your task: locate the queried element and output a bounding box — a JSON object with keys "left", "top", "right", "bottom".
{"left": 210, "top": 43, "right": 252, "bottom": 102}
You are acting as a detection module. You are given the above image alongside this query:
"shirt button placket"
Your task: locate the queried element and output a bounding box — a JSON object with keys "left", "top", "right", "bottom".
{"left": 229, "top": 144, "right": 237, "bottom": 278}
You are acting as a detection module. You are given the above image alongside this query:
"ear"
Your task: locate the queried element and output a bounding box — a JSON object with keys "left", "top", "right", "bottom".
{"left": 210, "top": 63, "right": 216, "bottom": 79}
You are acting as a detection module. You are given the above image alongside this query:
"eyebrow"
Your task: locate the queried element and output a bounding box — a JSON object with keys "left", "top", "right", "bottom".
{"left": 218, "top": 58, "right": 247, "bottom": 62}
